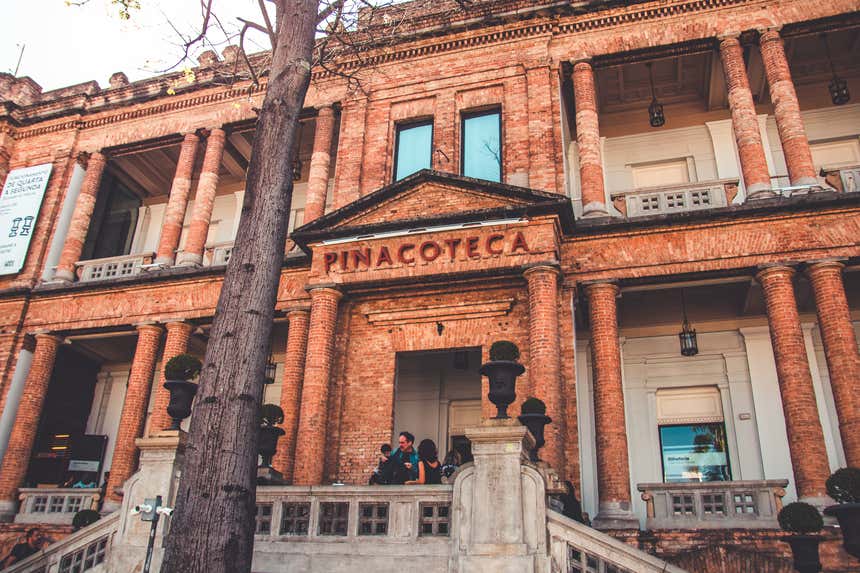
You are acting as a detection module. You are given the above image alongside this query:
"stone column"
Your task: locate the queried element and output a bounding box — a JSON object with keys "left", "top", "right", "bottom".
{"left": 304, "top": 106, "right": 335, "bottom": 223}
{"left": 572, "top": 61, "right": 608, "bottom": 217}
{"left": 585, "top": 282, "right": 637, "bottom": 529}
{"left": 155, "top": 133, "right": 200, "bottom": 266}
{"left": 292, "top": 287, "right": 342, "bottom": 485}
{"left": 756, "top": 266, "right": 830, "bottom": 502}
{"left": 524, "top": 265, "right": 564, "bottom": 471}
{"left": 149, "top": 321, "right": 193, "bottom": 434}
{"left": 759, "top": 29, "right": 818, "bottom": 187}
{"left": 0, "top": 333, "right": 62, "bottom": 518}
{"left": 805, "top": 261, "right": 860, "bottom": 467}
{"left": 104, "top": 324, "right": 163, "bottom": 510}
{"left": 273, "top": 308, "right": 310, "bottom": 481}
{"left": 177, "top": 128, "right": 226, "bottom": 267}
{"left": 54, "top": 152, "right": 107, "bottom": 281}
{"left": 719, "top": 36, "right": 774, "bottom": 200}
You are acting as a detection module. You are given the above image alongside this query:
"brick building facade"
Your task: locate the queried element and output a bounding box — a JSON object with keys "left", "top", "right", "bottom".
{"left": 0, "top": 0, "right": 858, "bottom": 570}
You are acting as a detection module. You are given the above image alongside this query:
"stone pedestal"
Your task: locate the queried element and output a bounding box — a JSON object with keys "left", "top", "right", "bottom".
{"left": 453, "top": 419, "right": 548, "bottom": 573}
{"left": 107, "top": 430, "right": 186, "bottom": 572}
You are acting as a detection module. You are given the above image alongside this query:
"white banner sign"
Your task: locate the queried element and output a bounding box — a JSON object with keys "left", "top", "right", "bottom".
{"left": 0, "top": 163, "right": 52, "bottom": 275}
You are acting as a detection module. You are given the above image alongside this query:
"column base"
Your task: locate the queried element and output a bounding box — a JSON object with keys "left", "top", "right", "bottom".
{"left": 153, "top": 256, "right": 176, "bottom": 267}
{"left": 592, "top": 501, "right": 640, "bottom": 530}
{"left": 582, "top": 201, "right": 610, "bottom": 218}
{"left": 52, "top": 269, "right": 75, "bottom": 282}
{"left": 791, "top": 176, "right": 820, "bottom": 188}
{"left": 101, "top": 497, "right": 122, "bottom": 514}
{"left": 0, "top": 499, "right": 17, "bottom": 523}
{"left": 175, "top": 252, "right": 203, "bottom": 267}
{"left": 745, "top": 183, "right": 777, "bottom": 200}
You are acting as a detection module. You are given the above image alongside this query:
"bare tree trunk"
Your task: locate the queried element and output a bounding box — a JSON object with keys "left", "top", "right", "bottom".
{"left": 161, "top": 2, "right": 319, "bottom": 572}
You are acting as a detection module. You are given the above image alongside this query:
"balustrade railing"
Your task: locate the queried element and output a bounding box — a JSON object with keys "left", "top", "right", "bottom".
{"left": 637, "top": 480, "right": 788, "bottom": 530}
{"left": 610, "top": 179, "right": 733, "bottom": 217}
{"left": 16, "top": 488, "right": 101, "bottom": 525}
{"left": 75, "top": 253, "right": 154, "bottom": 282}
{"left": 820, "top": 164, "right": 860, "bottom": 193}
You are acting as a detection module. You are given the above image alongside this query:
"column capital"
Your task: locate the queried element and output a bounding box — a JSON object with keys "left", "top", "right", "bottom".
{"left": 804, "top": 260, "right": 845, "bottom": 278}
{"left": 308, "top": 285, "right": 343, "bottom": 302}
{"left": 286, "top": 306, "right": 311, "bottom": 318}
{"left": 164, "top": 320, "right": 194, "bottom": 333}
{"left": 756, "top": 264, "right": 797, "bottom": 283}
{"left": 523, "top": 263, "right": 560, "bottom": 279}
{"left": 180, "top": 131, "right": 200, "bottom": 142}
{"left": 571, "top": 58, "right": 593, "bottom": 71}
{"left": 135, "top": 322, "right": 164, "bottom": 335}
{"left": 757, "top": 27, "right": 783, "bottom": 42}
{"left": 33, "top": 332, "right": 64, "bottom": 346}
{"left": 583, "top": 280, "right": 620, "bottom": 297}
{"left": 315, "top": 104, "right": 335, "bottom": 115}
{"left": 717, "top": 32, "right": 741, "bottom": 43}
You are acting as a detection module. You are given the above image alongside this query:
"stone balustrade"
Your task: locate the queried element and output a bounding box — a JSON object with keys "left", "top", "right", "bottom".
{"left": 610, "top": 179, "right": 733, "bottom": 217}
{"left": 15, "top": 487, "right": 101, "bottom": 525}
{"left": 638, "top": 479, "right": 788, "bottom": 530}
{"left": 205, "top": 241, "right": 234, "bottom": 266}
{"left": 75, "top": 252, "right": 154, "bottom": 282}
{"left": 820, "top": 164, "right": 860, "bottom": 194}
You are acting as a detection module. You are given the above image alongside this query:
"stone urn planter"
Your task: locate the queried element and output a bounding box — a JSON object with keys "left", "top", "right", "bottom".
{"left": 258, "top": 404, "right": 285, "bottom": 469}
{"left": 779, "top": 501, "right": 824, "bottom": 573}
{"left": 480, "top": 341, "right": 524, "bottom": 419}
{"left": 517, "top": 397, "right": 551, "bottom": 462}
{"left": 162, "top": 353, "right": 202, "bottom": 430}
{"left": 823, "top": 467, "right": 860, "bottom": 559}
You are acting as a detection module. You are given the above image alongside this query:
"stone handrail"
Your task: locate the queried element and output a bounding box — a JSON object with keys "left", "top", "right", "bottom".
{"left": 16, "top": 488, "right": 101, "bottom": 525}
{"left": 204, "top": 241, "right": 234, "bottom": 266}
{"left": 547, "top": 510, "right": 686, "bottom": 573}
{"left": 638, "top": 479, "right": 788, "bottom": 530}
{"left": 5, "top": 511, "right": 120, "bottom": 573}
{"left": 610, "top": 178, "right": 734, "bottom": 217}
{"left": 75, "top": 252, "right": 155, "bottom": 282}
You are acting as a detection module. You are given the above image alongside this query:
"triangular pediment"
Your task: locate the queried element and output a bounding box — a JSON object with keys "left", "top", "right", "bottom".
{"left": 292, "top": 170, "right": 573, "bottom": 247}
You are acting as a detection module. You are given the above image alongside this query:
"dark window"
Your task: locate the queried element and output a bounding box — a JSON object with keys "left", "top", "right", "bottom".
{"left": 255, "top": 503, "right": 273, "bottom": 534}
{"left": 318, "top": 501, "right": 349, "bottom": 536}
{"left": 81, "top": 175, "right": 141, "bottom": 261}
{"left": 358, "top": 502, "right": 389, "bottom": 535}
{"left": 280, "top": 502, "right": 310, "bottom": 535}
{"left": 418, "top": 502, "right": 450, "bottom": 536}
{"left": 394, "top": 120, "right": 433, "bottom": 181}
{"left": 461, "top": 109, "right": 501, "bottom": 182}
{"left": 659, "top": 423, "right": 731, "bottom": 483}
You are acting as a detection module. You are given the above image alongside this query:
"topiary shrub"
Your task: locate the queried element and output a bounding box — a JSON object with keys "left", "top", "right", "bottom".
{"left": 489, "top": 341, "right": 520, "bottom": 362}
{"left": 778, "top": 502, "right": 824, "bottom": 534}
{"left": 260, "top": 403, "right": 284, "bottom": 427}
{"left": 72, "top": 509, "right": 101, "bottom": 530}
{"left": 521, "top": 397, "right": 546, "bottom": 415}
{"left": 164, "top": 353, "right": 202, "bottom": 381}
{"left": 826, "top": 467, "right": 860, "bottom": 504}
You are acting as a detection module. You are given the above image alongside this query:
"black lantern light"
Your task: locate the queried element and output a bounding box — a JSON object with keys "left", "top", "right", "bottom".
{"left": 647, "top": 62, "right": 665, "bottom": 128}
{"left": 678, "top": 290, "right": 698, "bottom": 357}
{"left": 822, "top": 33, "right": 850, "bottom": 106}
{"left": 264, "top": 353, "right": 277, "bottom": 386}
{"left": 292, "top": 122, "right": 303, "bottom": 180}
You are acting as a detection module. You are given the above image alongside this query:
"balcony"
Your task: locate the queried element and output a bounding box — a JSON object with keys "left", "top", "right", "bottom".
{"left": 75, "top": 252, "right": 154, "bottom": 283}
{"left": 610, "top": 179, "right": 734, "bottom": 218}
{"left": 16, "top": 487, "right": 101, "bottom": 525}
{"left": 638, "top": 480, "right": 788, "bottom": 530}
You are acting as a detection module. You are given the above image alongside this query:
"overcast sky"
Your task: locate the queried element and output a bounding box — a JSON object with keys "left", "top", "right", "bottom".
{"left": 1, "top": 0, "right": 272, "bottom": 91}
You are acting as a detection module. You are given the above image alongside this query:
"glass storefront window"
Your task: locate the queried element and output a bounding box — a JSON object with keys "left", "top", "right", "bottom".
{"left": 461, "top": 110, "right": 501, "bottom": 182}
{"left": 394, "top": 121, "right": 433, "bottom": 181}
{"left": 659, "top": 423, "right": 731, "bottom": 482}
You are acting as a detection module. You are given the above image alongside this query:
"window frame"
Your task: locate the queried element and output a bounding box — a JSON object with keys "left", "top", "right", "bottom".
{"left": 460, "top": 107, "right": 503, "bottom": 183}
{"left": 392, "top": 118, "right": 434, "bottom": 182}
{"left": 657, "top": 421, "right": 732, "bottom": 484}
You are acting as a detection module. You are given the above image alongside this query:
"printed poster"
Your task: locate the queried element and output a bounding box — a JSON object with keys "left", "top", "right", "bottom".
{"left": 0, "top": 163, "right": 52, "bottom": 275}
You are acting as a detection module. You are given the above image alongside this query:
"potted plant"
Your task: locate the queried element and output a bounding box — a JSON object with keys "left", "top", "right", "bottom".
{"left": 480, "top": 341, "right": 525, "bottom": 419}
{"left": 72, "top": 508, "right": 101, "bottom": 531}
{"left": 518, "top": 397, "right": 552, "bottom": 462}
{"left": 778, "top": 501, "right": 824, "bottom": 573}
{"left": 824, "top": 467, "right": 860, "bottom": 559}
{"left": 258, "top": 403, "right": 286, "bottom": 469}
{"left": 163, "top": 353, "right": 202, "bottom": 430}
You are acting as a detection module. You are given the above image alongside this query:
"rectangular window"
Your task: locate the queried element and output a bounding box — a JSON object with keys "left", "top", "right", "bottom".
{"left": 394, "top": 121, "right": 433, "bottom": 181}
{"left": 462, "top": 110, "right": 501, "bottom": 182}
{"left": 659, "top": 423, "right": 731, "bottom": 483}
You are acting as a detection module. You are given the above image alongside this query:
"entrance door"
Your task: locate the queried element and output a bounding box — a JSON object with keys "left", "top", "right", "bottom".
{"left": 392, "top": 348, "right": 481, "bottom": 461}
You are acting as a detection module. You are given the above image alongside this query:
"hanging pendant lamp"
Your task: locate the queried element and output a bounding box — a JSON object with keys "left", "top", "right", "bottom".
{"left": 647, "top": 62, "right": 665, "bottom": 127}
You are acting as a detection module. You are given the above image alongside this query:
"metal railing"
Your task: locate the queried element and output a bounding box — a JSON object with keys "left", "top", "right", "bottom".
{"left": 547, "top": 510, "right": 686, "bottom": 573}
{"left": 637, "top": 479, "right": 788, "bottom": 530}
{"left": 610, "top": 179, "right": 734, "bottom": 217}
{"left": 75, "top": 253, "right": 154, "bottom": 282}
{"left": 16, "top": 488, "right": 101, "bottom": 525}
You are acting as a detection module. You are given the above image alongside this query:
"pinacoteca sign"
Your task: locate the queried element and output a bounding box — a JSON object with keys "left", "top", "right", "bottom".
{"left": 309, "top": 221, "right": 560, "bottom": 285}
{"left": 0, "top": 164, "right": 52, "bottom": 275}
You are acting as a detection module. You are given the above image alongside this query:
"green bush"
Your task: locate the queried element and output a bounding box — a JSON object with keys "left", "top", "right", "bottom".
{"left": 164, "top": 353, "right": 202, "bottom": 381}
{"left": 260, "top": 403, "right": 284, "bottom": 427}
{"left": 778, "top": 502, "right": 823, "bottom": 533}
{"left": 520, "top": 397, "right": 546, "bottom": 415}
{"left": 489, "top": 341, "right": 520, "bottom": 362}
{"left": 826, "top": 467, "right": 860, "bottom": 504}
{"left": 72, "top": 509, "right": 101, "bottom": 530}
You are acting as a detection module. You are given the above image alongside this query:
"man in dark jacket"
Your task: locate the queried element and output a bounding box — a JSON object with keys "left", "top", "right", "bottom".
{"left": 1, "top": 528, "right": 47, "bottom": 569}
{"left": 389, "top": 431, "right": 419, "bottom": 482}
